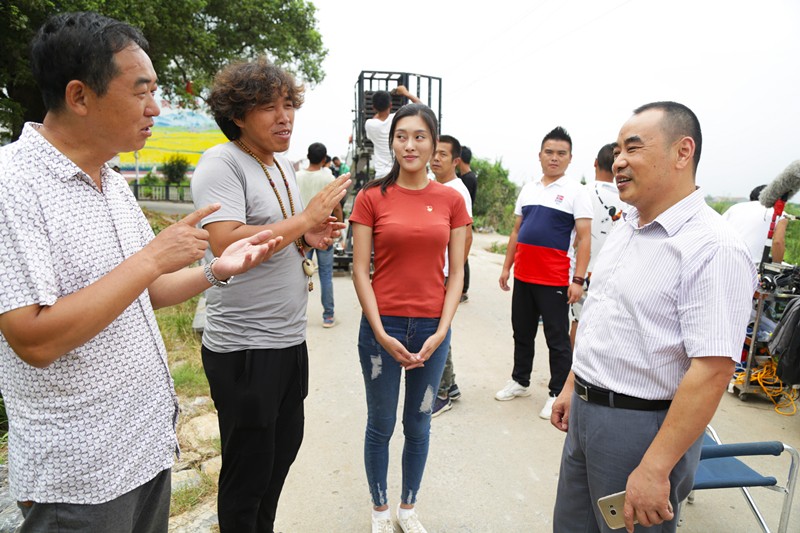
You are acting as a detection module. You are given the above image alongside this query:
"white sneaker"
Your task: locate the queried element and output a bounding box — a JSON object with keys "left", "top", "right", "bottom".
{"left": 372, "top": 513, "right": 394, "bottom": 533}
{"left": 495, "top": 380, "right": 531, "bottom": 401}
{"left": 397, "top": 504, "right": 427, "bottom": 533}
{"left": 538, "top": 394, "right": 557, "bottom": 419}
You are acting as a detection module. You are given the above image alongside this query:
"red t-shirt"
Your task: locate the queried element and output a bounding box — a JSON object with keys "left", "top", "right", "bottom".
{"left": 349, "top": 181, "right": 472, "bottom": 318}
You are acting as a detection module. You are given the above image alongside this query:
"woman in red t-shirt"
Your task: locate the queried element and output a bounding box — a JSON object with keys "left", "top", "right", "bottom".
{"left": 349, "top": 103, "right": 471, "bottom": 533}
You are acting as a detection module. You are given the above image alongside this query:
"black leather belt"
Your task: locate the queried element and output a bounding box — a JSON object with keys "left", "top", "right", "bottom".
{"left": 573, "top": 375, "right": 671, "bottom": 411}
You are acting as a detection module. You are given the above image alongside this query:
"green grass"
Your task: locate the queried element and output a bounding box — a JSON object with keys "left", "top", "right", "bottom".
{"left": 171, "top": 359, "right": 210, "bottom": 398}
{"left": 169, "top": 471, "right": 217, "bottom": 517}
{"left": 489, "top": 240, "right": 508, "bottom": 255}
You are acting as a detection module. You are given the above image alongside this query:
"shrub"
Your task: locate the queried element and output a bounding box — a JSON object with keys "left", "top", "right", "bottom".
{"left": 162, "top": 154, "right": 191, "bottom": 185}
{"left": 471, "top": 158, "right": 518, "bottom": 235}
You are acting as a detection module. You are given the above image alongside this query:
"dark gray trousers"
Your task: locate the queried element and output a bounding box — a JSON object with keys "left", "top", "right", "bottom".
{"left": 553, "top": 393, "right": 702, "bottom": 532}
{"left": 17, "top": 468, "right": 170, "bottom": 533}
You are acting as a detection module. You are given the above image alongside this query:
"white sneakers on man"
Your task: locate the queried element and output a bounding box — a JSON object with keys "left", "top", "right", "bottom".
{"left": 539, "top": 394, "right": 557, "bottom": 419}
{"left": 494, "top": 380, "right": 532, "bottom": 401}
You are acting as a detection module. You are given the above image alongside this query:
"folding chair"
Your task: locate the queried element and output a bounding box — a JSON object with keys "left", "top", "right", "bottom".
{"left": 683, "top": 425, "right": 798, "bottom": 533}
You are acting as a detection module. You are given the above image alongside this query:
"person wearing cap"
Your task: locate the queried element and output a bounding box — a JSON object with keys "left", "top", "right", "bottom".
{"left": 551, "top": 101, "right": 756, "bottom": 532}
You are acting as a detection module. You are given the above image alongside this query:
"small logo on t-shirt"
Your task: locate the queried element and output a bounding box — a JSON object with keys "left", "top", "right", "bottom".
{"left": 426, "top": 205, "right": 433, "bottom": 212}
{"left": 555, "top": 195, "right": 564, "bottom": 204}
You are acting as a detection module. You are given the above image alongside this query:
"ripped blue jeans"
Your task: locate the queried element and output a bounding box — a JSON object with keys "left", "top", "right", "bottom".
{"left": 358, "top": 315, "right": 450, "bottom": 507}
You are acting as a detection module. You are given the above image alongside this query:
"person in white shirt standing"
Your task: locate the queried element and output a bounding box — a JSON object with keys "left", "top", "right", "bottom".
{"left": 569, "top": 142, "right": 629, "bottom": 348}
{"left": 364, "top": 86, "right": 420, "bottom": 179}
{"left": 429, "top": 134, "right": 473, "bottom": 417}
{"left": 722, "top": 184, "right": 788, "bottom": 264}
{"left": 551, "top": 101, "right": 756, "bottom": 533}
{"left": 297, "top": 142, "right": 344, "bottom": 328}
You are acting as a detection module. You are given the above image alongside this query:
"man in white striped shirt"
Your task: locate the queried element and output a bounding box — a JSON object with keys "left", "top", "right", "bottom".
{"left": 551, "top": 101, "right": 756, "bottom": 533}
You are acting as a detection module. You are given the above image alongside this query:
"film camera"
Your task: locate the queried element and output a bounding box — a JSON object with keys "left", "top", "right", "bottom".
{"left": 759, "top": 262, "right": 800, "bottom": 294}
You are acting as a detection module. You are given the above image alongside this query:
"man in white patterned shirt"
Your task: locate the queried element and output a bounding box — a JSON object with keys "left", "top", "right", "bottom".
{"left": 551, "top": 102, "right": 756, "bottom": 533}
{"left": 0, "top": 12, "right": 279, "bottom": 532}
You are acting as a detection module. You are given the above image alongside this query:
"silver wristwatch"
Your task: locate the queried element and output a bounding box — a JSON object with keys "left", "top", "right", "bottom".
{"left": 204, "top": 257, "right": 232, "bottom": 287}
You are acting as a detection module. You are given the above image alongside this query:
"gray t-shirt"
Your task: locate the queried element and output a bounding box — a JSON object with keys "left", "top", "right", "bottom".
{"left": 191, "top": 142, "right": 308, "bottom": 351}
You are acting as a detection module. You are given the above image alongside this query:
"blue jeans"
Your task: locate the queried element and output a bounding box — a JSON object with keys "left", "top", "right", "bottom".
{"left": 306, "top": 246, "right": 334, "bottom": 319}
{"left": 358, "top": 315, "right": 450, "bottom": 507}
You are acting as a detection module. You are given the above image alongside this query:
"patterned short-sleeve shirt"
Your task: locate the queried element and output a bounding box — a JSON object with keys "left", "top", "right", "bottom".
{"left": 0, "top": 123, "right": 178, "bottom": 504}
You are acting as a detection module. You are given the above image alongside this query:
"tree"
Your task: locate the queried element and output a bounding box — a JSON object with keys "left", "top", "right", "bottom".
{"left": 471, "top": 158, "right": 519, "bottom": 235}
{"left": 0, "top": 0, "right": 327, "bottom": 142}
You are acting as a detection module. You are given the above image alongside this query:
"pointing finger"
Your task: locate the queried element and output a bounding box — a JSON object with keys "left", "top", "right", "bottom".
{"left": 180, "top": 203, "right": 221, "bottom": 227}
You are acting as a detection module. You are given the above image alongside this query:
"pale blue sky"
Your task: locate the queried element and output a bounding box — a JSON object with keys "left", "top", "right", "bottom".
{"left": 287, "top": 0, "right": 800, "bottom": 199}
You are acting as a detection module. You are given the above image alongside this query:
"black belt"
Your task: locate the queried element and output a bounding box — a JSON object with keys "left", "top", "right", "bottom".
{"left": 573, "top": 375, "right": 671, "bottom": 411}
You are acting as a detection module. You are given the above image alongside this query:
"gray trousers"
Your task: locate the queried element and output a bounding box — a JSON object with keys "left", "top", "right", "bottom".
{"left": 437, "top": 345, "right": 455, "bottom": 397}
{"left": 16, "top": 468, "right": 171, "bottom": 533}
{"left": 553, "top": 392, "right": 702, "bottom": 533}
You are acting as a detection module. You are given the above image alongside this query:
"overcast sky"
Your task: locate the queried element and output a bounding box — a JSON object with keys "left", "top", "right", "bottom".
{"left": 286, "top": 0, "right": 800, "bottom": 199}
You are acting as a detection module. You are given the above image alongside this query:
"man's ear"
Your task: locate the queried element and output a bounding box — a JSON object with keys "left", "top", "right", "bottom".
{"left": 63, "top": 80, "right": 91, "bottom": 117}
{"left": 674, "top": 136, "right": 695, "bottom": 171}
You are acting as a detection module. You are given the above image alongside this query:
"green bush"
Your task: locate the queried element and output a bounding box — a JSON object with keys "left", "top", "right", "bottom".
{"left": 471, "top": 158, "right": 518, "bottom": 235}
{"left": 161, "top": 154, "right": 191, "bottom": 185}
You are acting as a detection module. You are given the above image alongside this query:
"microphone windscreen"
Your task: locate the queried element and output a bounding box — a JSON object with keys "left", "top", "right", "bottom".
{"left": 760, "top": 160, "right": 800, "bottom": 207}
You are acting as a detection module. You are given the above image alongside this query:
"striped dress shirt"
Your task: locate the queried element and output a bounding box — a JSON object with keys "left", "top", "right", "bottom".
{"left": 572, "top": 188, "right": 757, "bottom": 400}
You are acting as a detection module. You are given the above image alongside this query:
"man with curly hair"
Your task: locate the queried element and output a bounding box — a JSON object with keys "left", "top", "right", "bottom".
{"left": 191, "top": 57, "right": 349, "bottom": 532}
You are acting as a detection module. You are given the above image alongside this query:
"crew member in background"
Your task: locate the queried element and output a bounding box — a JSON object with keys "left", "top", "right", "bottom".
{"left": 457, "top": 145, "right": 478, "bottom": 303}
{"left": 569, "top": 142, "right": 628, "bottom": 348}
{"left": 722, "top": 184, "right": 788, "bottom": 264}
{"left": 430, "top": 134, "right": 473, "bottom": 417}
{"left": 297, "top": 142, "right": 344, "bottom": 328}
{"left": 364, "top": 86, "right": 420, "bottom": 179}
{"left": 551, "top": 101, "right": 756, "bottom": 532}
{"left": 497, "top": 127, "right": 592, "bottom": 420}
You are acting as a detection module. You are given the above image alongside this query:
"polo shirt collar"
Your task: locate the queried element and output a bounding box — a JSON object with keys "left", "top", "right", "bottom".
{"left": 535, "top": 175, "right": 568, "bottom": 189}
{"left": 22, "top": 122, "right": 101, "bottom": 186}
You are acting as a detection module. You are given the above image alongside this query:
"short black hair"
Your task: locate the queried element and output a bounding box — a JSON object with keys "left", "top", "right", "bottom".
{"left": 438, "top": 135, "right": 462, "bottom": 160}
{"left": 307, "top": 142, "right": 327, "bottom": 165}
{"left": 372, "top": 90, "right": 391, "bottom": 112}
{"left": 541, "top": 126, "right": 572, "bottom": 152}
{"left": 750, "top": 184, "right": 767, "bottom": 202}
{"left": 460, "top": 146, "right": 472, "bottom": 164}
{"left": 596, "top": 142, "right": 617, "bottom": 173}
{"left": 633, "top": 101, "right": 702, "bottom": 174}
{"left": 31, "top": 12, "right": 149, "bottom": 112}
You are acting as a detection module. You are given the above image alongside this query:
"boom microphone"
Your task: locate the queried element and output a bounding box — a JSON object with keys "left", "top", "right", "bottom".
{"left": 759, "top": 160, "right": 800, "bottom": 208}
{"left": 758, "top": 160, "right": 800, "bottom": 269}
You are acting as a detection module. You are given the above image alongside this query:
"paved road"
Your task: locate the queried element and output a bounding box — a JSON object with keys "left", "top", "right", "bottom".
{"left": 138, "top": 200, "right": 195, "bottom": 216}
{"left": 272, "top": 231, "right": 800, "bottom": 532}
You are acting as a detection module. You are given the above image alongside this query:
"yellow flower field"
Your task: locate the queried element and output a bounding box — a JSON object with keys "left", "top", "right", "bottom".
{"left": 118, "top": 127, "right": 227, "bottom": 168}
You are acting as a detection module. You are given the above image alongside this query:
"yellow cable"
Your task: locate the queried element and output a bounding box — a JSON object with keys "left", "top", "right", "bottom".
{"left": 732, "top": 359, "right": 797, "bottom": 416}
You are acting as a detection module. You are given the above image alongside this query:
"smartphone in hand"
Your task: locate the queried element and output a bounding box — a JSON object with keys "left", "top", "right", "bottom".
{"left": 597, "top": 491, "right": 636, "bottom": 530}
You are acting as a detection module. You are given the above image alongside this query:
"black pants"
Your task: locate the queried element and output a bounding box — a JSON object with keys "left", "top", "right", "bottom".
{"left": 202, "top": 343, "right": 308, "bottom": 533}
{"left": 511, "top": 279, "right": 572, "bottom": 394}
{"left": 463, "top": 259, "right": 471, "bottom": 293}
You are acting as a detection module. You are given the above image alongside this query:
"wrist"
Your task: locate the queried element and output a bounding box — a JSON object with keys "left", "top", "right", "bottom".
{"left": 301, "top": 233, "right": 312, "bottom": 248}
{"left": 572, "top": 276, "right": 585, "bottom": 285}
{"left": 205, "top": 257, "right": 232, "bottom": 287}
